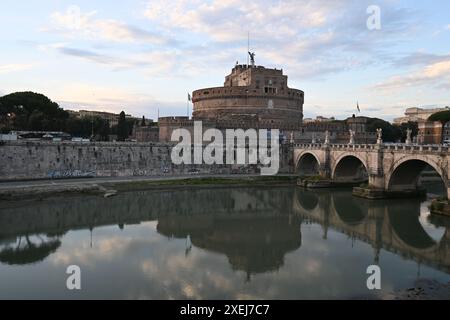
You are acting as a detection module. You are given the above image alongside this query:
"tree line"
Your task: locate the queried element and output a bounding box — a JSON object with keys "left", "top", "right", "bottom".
{"left": 0, "top": 92, "right": 134, "bottom": 141}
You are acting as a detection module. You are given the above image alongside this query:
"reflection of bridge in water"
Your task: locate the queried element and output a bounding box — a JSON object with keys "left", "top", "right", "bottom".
{"left": 294, "top": 189, "right": 450, "bottom": 273}
{"left": 0, "top": 187, "right": 449, "bottom": 276}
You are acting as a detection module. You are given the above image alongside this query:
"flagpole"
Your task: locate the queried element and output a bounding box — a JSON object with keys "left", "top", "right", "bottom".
{"left": 187, "top": 92, "right": 191, "bottom": 119}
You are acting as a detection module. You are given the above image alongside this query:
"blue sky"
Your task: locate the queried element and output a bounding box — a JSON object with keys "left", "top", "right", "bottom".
{"left": 0, "top": 0, "right": 449, "bottom": 121}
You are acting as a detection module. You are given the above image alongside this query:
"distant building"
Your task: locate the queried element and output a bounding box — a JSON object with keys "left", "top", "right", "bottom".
{"left": 393, "top": 107, "right": 450, "bottom": 125}
{"left": 417, "top": 119, "right": 450, "bottom": 144}
{"left": 417, "top": 121, "right": 443, "bottom": 144}
{"left": 443, "top": 122, "right": 450, "bottom": 142}
{"left": 303, "top": 116, "right": 336, "bottom": 124}
{"left": 70, "top": 110, "right": 142, "bottom": 128}
{"left": 132, "top": 125, "right": 159, "bottom": 142}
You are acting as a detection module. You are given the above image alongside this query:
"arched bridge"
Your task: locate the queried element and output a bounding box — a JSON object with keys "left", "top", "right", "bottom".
{"left": 294, "top": 143, "right": 450, "bottom": 199}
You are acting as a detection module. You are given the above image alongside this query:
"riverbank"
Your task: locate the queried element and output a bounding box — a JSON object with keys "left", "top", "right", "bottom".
{"left": 382, "top": 279, "right": 450, "bottom": 300}
{"left": 0, "top": 174, "right": 297, "bottom": 201}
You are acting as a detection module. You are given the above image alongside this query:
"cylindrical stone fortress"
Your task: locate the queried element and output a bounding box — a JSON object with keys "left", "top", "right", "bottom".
{"left": 192, "top": 65, "right": 304, "bottom": 129}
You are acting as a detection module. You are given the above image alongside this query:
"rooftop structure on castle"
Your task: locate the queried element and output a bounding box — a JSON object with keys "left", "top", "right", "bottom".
{"left": 191, "top": 63, "right": 304, "bottom": 129}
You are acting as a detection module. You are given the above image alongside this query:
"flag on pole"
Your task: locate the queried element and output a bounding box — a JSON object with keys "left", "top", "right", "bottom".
{"left": 188, "top": 93, "right": 191, "bottom": 101}
{"left": 357, "top": 101, "right": 361, "bottom": 113}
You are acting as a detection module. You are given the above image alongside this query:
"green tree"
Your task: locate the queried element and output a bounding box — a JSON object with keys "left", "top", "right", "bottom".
{"left": 0, "top": 92, "right": 68, "bottom": 131}
{"left": 395, "top": 121, "right": 419, "bottom": 143}
{"left": 366, "top": 118, "right": 402, "bottom": 142}
{"left": 117, "top": 111, "right": 128, "bottom": 141}
{"left": 65, "top": 117, "right": 92, "bottom": 138}
{"left": 96, "top": 118, "right": 110, "bottom": 141}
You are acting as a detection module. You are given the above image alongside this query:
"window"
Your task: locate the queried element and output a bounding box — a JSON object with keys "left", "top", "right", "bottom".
{"left": 264, "top": 87, "right": 277, "bottom": 94}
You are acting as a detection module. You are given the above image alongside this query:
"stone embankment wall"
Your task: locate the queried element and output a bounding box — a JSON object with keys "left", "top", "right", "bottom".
{"left": 0, "top": 141, "right": 293, "bottom": 181}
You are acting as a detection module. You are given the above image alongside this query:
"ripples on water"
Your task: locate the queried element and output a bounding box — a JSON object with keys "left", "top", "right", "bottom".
{"left": 0, "top": 187, "right": 449, "bottom": 299}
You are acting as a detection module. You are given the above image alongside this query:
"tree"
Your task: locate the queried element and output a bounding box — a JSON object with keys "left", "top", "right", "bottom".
{"left": 117, "top": 111, "right": 128, "bottom": 141}
{"left": 429, "top": 110, "right": 450, "bottom": 143}
{"left": 141, "top": 116, "right": 146, "bottom": 126}
{"left": 366, "top": 118, "right": 402, "bottom": 142}
{"left": 0, "top": 92, "right": 68, "bottom": 131}
{"left": 395, "top": 121, "right": 419, "bottom": 143}
{"left": 98, "top": 119, "right": 110, "bottom": 141}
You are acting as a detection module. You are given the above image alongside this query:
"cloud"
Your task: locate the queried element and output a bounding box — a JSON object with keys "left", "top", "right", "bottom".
{"left": 394, "top": 52, "right": 450, "bottom": 67}
{"left": 45, "top": 6, "right": 168, "bottom": 44}
{"left": 40, "top": 1, "right": 418, "bottom": 81}
{"left": 144, "top": 0, "right": 331, "bottom": 42}
{"left": 53, "top": 83, "right": 186, "bottom": 119}
{"left": 57, "top": 46, "right": 186, "bottom": 75}
{"left": 0, "top": 64, "right": 33, "bottom": 74}
{"left": 144, "top": 0, "right": 417, "bottom": 79}
{"left": 374, "top": 59, "right": 450, "bottom": 91}
{"left": 58, "top": 47, "right": 120, "bottom": 65}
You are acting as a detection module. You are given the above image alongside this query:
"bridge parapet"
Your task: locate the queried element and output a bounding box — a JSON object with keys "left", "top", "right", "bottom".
{"left": 294, "top": 143, "right": 381, "bottom": 153}
{"left": 295, "top": 143, "right": 450, "bottom": 154}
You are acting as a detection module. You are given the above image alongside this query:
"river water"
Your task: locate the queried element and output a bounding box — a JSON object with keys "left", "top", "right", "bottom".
{"left": 0, "top": 186, "right": 449, "bottom": 299}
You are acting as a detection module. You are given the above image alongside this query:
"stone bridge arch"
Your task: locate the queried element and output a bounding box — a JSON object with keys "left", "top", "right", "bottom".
{"left": 331, "top": 153, "right": 369, "bottom": 183}
{"left": 294, "top": 150, "right": 323, "bottom": 176}
{"left": 385, "top": 155, "right": 448, "bottom": 193}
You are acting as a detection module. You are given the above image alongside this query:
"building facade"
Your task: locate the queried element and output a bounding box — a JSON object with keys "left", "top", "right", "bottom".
{"left": 132, "top": 125, "right": 159, "bottom": 142}
{"left": 76, "top": 110, "right": 142, "bottom": 128}
{"left": 418, "top": 121, "right": 443, "bottom": 144}
{"left": 393, "top": 107, "right": 450, "bottom": 125}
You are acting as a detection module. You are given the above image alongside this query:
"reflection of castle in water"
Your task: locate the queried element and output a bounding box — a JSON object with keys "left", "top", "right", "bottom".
{"left": 157, "top": 214, "right": 301, "bottom": 278}
{"left": 0, "top": 187, "right": 449, "bottom": 276}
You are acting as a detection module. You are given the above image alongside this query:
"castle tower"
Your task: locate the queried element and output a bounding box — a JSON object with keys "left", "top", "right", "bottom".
{"left": 191, "top": 64, "right": 304, "bottom": 130}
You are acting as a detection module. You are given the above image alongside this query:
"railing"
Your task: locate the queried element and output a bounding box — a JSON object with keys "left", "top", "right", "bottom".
{"left": 294, "top": 143, "right": 450, "bottom": 153}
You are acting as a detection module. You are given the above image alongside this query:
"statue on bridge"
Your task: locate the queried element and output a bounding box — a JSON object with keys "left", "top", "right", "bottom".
{"left": 348, "top": 130, "right": 355, "bottom": 145}
{"left": 376, "top": 128, "right": 383, "bottom": 145}
{"left": 405, "top": 128, "right": 412, "bottom": 145}
{"left": 324, "top": 130, "right": 330, "bottom": 145}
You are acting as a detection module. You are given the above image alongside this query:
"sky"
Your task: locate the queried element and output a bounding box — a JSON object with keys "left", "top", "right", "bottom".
{"left": 0, "top": 0, "right": 449, "bottom": 121}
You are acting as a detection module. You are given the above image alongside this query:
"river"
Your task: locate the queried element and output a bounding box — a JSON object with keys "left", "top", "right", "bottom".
{"left": 0, "top": 186, "right": 449, "bottom": 299}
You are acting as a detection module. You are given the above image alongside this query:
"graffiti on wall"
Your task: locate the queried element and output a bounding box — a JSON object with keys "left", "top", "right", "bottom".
{"left": 48, "top": 170, "right": 96, "bottom": 179}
